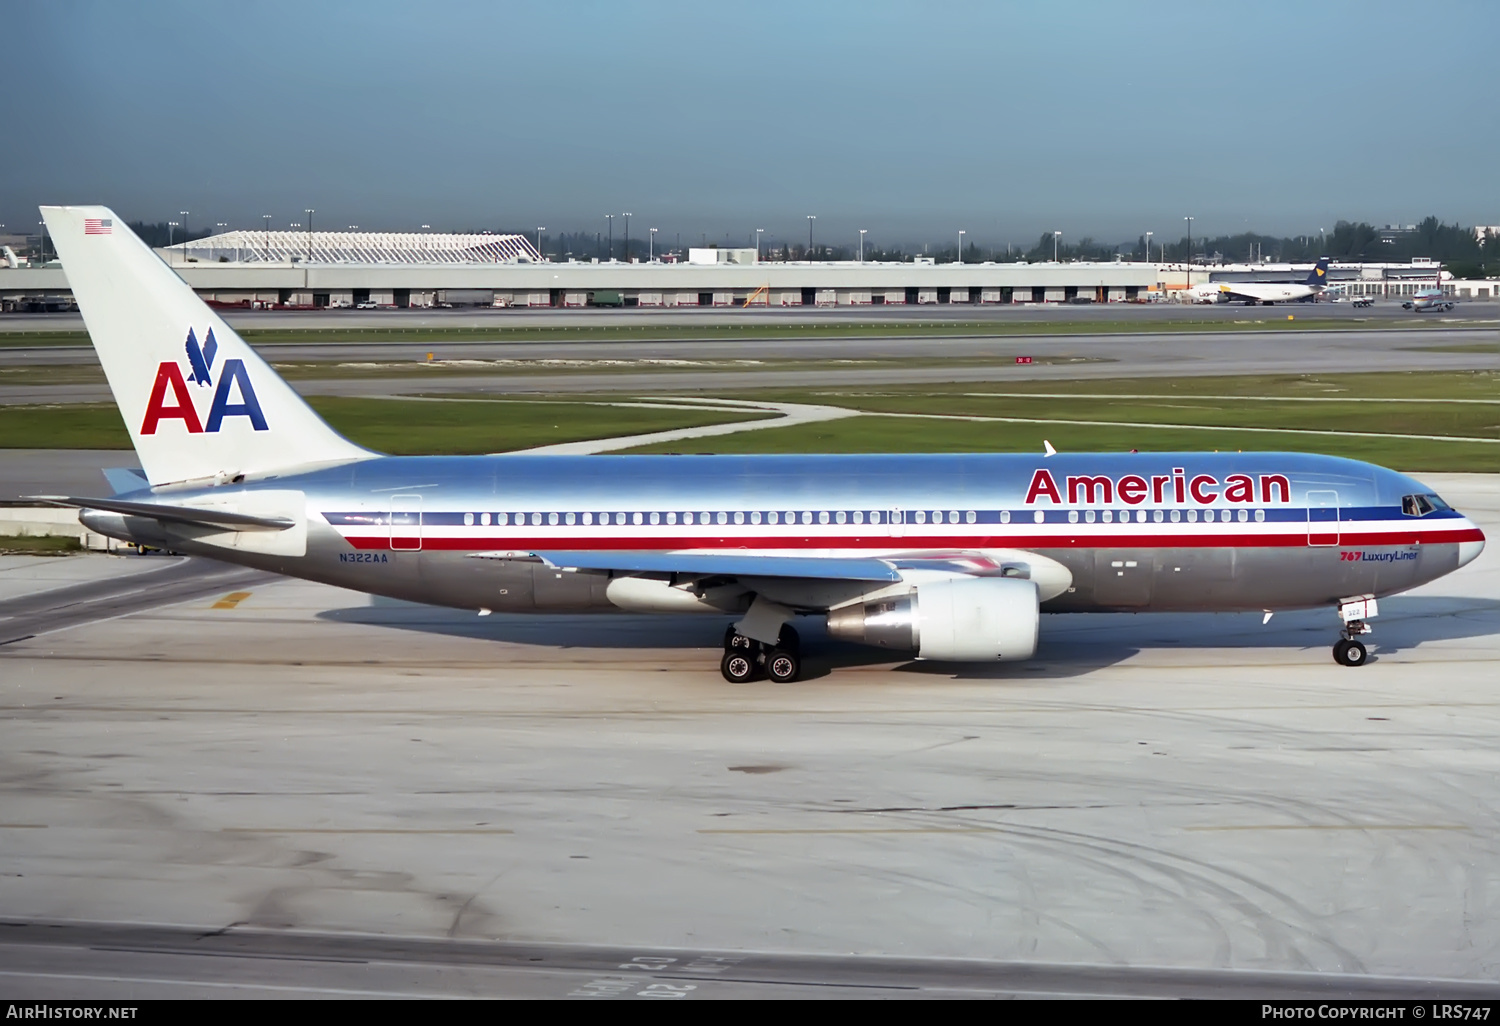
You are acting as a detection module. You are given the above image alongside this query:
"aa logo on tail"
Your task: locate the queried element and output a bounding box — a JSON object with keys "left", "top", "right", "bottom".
{"left": 141, "top": 327, "right": 268, "bottom": 435}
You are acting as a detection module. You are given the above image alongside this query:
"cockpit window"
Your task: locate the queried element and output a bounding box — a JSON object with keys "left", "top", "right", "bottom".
{"left": 1401, "top": 494, "right": 1442, "bottom": 517}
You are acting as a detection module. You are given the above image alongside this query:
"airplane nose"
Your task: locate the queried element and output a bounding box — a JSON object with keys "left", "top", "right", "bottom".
{"left": 1458, "top": 523, "right": 1485, "bottom": 569}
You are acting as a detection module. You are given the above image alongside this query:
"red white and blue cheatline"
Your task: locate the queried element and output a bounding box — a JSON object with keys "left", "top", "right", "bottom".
{"left": 84, "top": 218, "right": 113, "bottom": 235}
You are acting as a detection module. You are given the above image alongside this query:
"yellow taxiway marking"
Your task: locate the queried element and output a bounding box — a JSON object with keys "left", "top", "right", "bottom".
{"left": 210, "top": 591, "right": 253, "bottom": 610}
{"left": 1185, "top": 824, "right": 1470, "bottom": 832}
{"left": 221, "top": 827, "right": 513, "bottom": 835}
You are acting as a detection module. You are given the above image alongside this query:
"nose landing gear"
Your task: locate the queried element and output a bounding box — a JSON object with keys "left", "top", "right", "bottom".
{"left": 1333, "top": 597, "right": 1376, "bottom": 667}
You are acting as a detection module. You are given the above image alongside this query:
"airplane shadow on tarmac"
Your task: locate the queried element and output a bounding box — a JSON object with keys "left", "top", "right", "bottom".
{"left": 316, "top": 592, "right": 1500, "bottom": 682}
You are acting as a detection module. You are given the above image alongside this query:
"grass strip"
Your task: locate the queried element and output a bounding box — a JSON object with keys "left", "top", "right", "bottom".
{"left": 0, "top": 316, "right": 1449, "bottom": 348}
{"left": 0, "top": 534, "right": 82, "bottom": 555}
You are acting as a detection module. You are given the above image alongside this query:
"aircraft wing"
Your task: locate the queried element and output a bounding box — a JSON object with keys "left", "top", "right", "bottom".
{"left": 30, "top": 495, "right": 296, "bottom": 532}
{"left": 471, "top": 549, "right": 903, "bottom": 582}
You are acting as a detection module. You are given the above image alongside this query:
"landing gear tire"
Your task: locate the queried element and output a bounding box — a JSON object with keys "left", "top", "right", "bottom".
{"left": 764, "top": 647, "right": 801, "bottom": 684}
{"left": 724, "top": 626, "right": 755, "bottom": 652}
{"left": 1333, "top": 638, "right": 1367, "bottom": 667}
{"left": 721, "top": 650, "right": 758, "bottom": 683}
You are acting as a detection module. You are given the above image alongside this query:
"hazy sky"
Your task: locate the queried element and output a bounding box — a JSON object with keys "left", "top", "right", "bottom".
{"left": 5, "top": 0, "right": 1497, "bottom": 248}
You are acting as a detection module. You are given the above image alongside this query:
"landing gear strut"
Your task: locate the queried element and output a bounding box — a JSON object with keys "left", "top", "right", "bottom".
{"left": 720, "top": 624, "right": 802, "bottom": 683}
{"left": 1333, "top": 598, "right": 1376, "bottom": 667}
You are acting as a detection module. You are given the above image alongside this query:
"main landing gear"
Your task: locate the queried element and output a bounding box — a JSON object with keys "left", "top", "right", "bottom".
{"left": 1333, "top": 598, "right": 1376, "bottom": 667}
{"left": 721, "top": 623, "right": 802, "bottom": 683}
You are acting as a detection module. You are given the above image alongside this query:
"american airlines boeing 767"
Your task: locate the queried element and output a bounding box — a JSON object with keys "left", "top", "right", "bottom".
{"left": 37, "top": 207, "right": 1485, "bottom": 680}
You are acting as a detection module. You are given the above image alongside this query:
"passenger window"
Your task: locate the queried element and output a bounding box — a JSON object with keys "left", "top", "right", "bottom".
{"left": 650, "top": 512, "right": 659, "bottom": 525}
{"left": 1152, "top": 509, "right": 1164, "bottom": 523}
{"left": 750, "top": 511, "right": 761, "bottom": 525}
{"left": 464, "top": 513, "right": 474, "bottom": 526}
{"left": 582, "top": 512, "right": 592, "bottom": 525}
{"left": 1186, "top": 509, "right": 1197, "bottom": 523}
{"left": 1254, "top": 509, "right": 1265, "bottom": 522}
{"left": 966, "top": 510, "right": 976, "bottom": 524}
{"left": 768, "top": 511, "right": 779, "bottom": 525}
{"left": 717, "top": 512, "right": 728, "bottom": 525}
{"left": 948, "top": 511, "right": 959, "bottom": 524}
{"left": 853, "top": 510, "right": 864, "bottom": 524}
{"left": 566, "top": 512, "right": 576, "bottom": 526}
{"left": 818, "top": 511, "right": 829, "bottom": 524}
{"left": 1101, "top": 509, "right": 1112, "bottom": 523}
{"left": 666, "top": 511, "right": 676, "bottom": 525}
{"left": 1237, "top": 509, "right": 1248, "bottom": 522}
{"left": 834, "top": 510, "right": 845, "bottom": 524}
{"left": 801, "top": 511, "right": 812, "bottom": 525}
{"left": 1033, "top": 510, "right": 1045, "bottom": 524}
{"left": 531, "top": 513, "right": 542, "bottom": 526}
{"left": 497, "top": 513, "right": 508, "bottom": 526}
{"left": 1067, "top": 510, "right": 1079, "bottom": 524}
{"left": 632, "top": 512, "right": 643, "bottom": 525}
{"left": 999, "top": 510, "right": 1010, "bottom": 524}
{"left": 1137, "top": 510, "right": 1148, "bottom": 524}
{"left": 1084, "top": 509, "right": 1095, "bottom": 523}
{"left": 734, "top": 512, "right": 744, "bottom": 524}
{"left": 914, "top": 510, "right": 927, "bottom": 524}
{"left": 1170, "top": 509, "right": 1180, "bottom": 523}
{"left": 869, "top": 510, "right": 882, "bottom": 524}
{"left": 481, "top": 512, "right": 491, "bottom": 526}
{"left": 616, "top": 513, "right": 626, "bottom": 526}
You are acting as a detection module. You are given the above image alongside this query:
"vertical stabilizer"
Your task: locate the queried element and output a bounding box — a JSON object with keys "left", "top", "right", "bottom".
{"left": 40, "top": 206, "right": 373, "bottom": 486}
{"left": 1305, "top": 256, "right": 1330, "bottom": 288}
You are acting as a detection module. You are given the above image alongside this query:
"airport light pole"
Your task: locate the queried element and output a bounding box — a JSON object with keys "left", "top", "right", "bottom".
{"left": 1145, "top": 231, "right": 1152, "bottom": 263}
{"left": 958, "top": 230, "right": 966, "bottom": 265}
{"left": 605, "top": 214, "right": 614, "bottom": 261}
{"left": 1184, "top": 216, "right": 1193, "bottom": 287}
{"left": 859, "top": 229, "right": 867, "bottom": 263}
{"left": 37, "top": 221, "right": 46, "bottom": 263}
{"left": 806, "top": 215, "right": 815, "bottom": 260}
{"left": 179, "top": 211, "right": 189, "bottom": 257}
{"left": 622, "top": 212, "right": 631, "bottom": 263}
{"left": 304, "top": 209, "right": 315, "bottom": 262}
{"left": 216, "top": 222, "right": 227, "bottom": 262}
{"left": 536, "top": 227, "right": 546, "bottom": 260}
{"left": 262, "top": 214, "right": 272, "bottom": 262}
{"left": 167, "top": 221, "right": 179, "bottom": 262}
{"left": 649, "top": 227, "right": 657, "bottom": 262}
{"left": 1053, "top": 230, "right": 1061, "bottom": 263}
{"left": 756, "top": 228, "right": 764, "bottom": 261}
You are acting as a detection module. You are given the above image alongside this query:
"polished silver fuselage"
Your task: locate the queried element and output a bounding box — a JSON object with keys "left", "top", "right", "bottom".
{"left": 87, "top": 451, "right": 1484, "bottom": 618}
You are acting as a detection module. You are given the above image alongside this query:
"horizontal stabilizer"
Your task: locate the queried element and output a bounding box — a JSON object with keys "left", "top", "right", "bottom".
{"left": 472, "top": 550, "right": 902, "bottom": 582}
{"left": 102, "top": 468, "right": 148, "bottom": 494}
{"left": 31, "top": 495, "right": 295, "bottom": 532}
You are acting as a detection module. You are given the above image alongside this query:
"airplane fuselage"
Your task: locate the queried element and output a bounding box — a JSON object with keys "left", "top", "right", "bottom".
{"left": 87, "top": 451, "right": 1483, "bottom": 618}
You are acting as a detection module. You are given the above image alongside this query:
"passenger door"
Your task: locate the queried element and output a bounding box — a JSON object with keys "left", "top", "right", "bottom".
{"left": 1307, "top": 490, "right": 1339, "bottom": 547}
{"left": 390, "top": 494, "right": 423, "bottom": 551}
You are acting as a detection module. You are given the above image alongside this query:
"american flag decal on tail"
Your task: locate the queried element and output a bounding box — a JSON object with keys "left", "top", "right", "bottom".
{"left": 84, "top": 218, "right": 112, "bottom": 235}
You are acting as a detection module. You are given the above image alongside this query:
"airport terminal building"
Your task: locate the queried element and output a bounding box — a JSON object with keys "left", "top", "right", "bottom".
{"left": 2, "top": 228, "right": 1494, "bottom": 310}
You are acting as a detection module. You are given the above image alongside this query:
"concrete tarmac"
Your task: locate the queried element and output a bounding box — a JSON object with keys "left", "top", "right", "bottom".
{"left": 0, "top": 475, "right": 1496, "bottom": 997}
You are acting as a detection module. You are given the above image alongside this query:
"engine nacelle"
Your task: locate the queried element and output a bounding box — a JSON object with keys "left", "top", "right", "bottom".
{"left": 825, "top": 577, "right": 1039, "bottom": 662}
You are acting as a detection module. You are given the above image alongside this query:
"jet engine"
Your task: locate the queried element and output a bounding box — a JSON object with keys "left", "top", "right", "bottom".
{"left": 825, "top": 577, "right": 1039, "bottom": 662}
